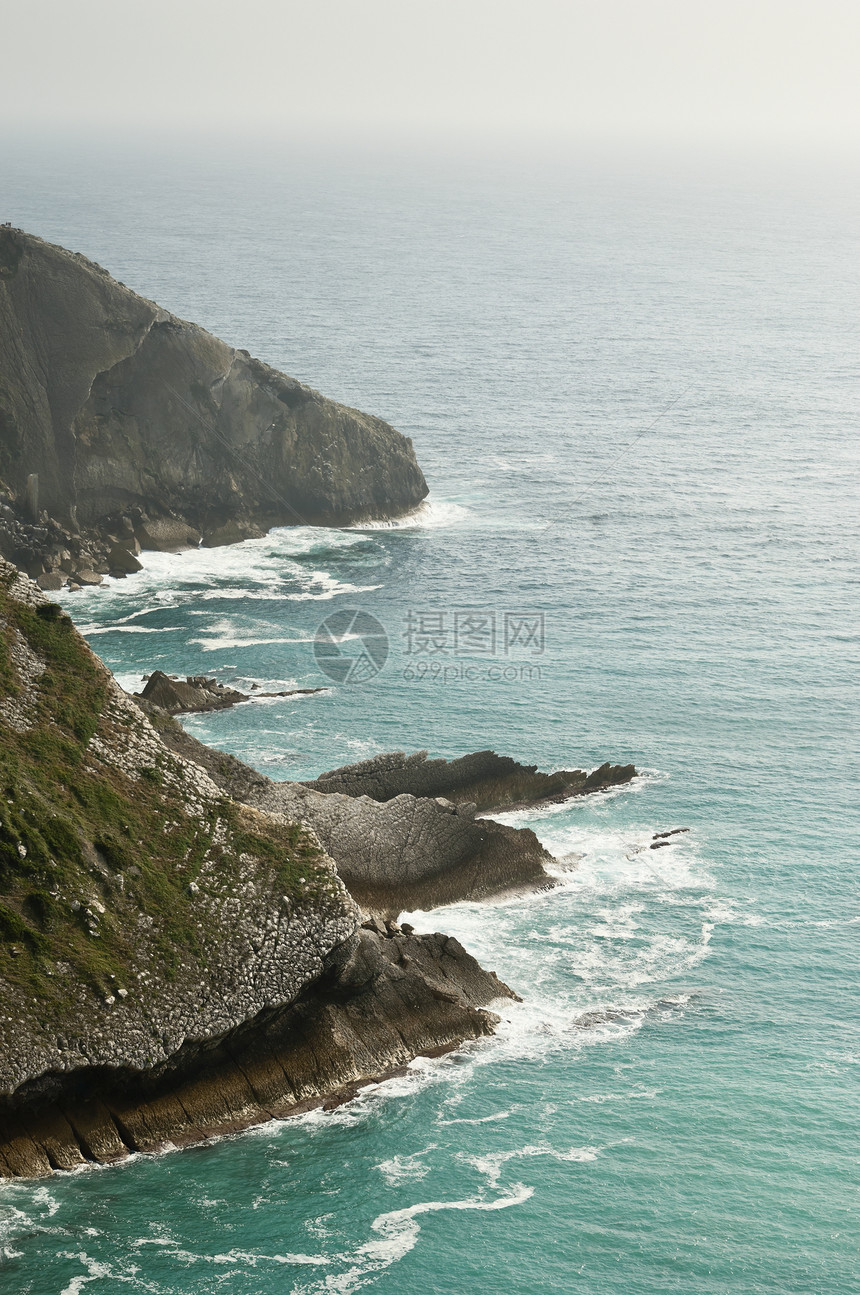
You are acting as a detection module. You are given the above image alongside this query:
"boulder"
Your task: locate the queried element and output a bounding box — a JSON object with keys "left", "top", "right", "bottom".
{"left": 202, "top": 520, "right": 266, "bottom": 548}
{"left": 107, "top": 543, "right": 143, "bottom": 573}
{"left": 135, "top": 518, "right": 201, "bottom": 552}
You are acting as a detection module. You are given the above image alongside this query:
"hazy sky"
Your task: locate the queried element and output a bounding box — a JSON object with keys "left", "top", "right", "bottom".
{"left": 5, "top": 0, "right": 860, "bottom": 149}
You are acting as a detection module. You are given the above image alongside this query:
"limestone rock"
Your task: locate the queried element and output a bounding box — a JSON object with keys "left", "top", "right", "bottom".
{"left": 250, "top": 781, "right": 556, "bottom": 915}
{"left": 163, "top": 727, "right": 561, "bottom": 914}
{"left": 0, "top": 926, "right": 515, "bottom": 1178}
{"left": 107, "top": 543, "right": 143, "bottom": 574}
{"left": 0, "top": 562, "right": 516, "bottom": 1177}
{"left": 0, "top": 560, "right": 357, "bottom": 1126}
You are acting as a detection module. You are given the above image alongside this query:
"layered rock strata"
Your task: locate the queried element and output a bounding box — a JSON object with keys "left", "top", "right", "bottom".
{"left": 251, "top": 782, "right": 556, "bottom": 916}
{"left": 0, "top": 925, "right": 512, "bottom": 1179}
{"left": 0, "top": 227, "right": 428, "bottom": 580}
{"left": 148, "top": 717, "right": 634, "bottom": 916}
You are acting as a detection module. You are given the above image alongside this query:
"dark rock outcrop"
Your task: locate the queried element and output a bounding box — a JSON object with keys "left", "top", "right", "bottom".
{"left": 137, "top": 670, "right": 248, "bottom": 713}
{"left": 136, "top": 671, "right": 325, "bottom": 715}
{"left": 302, "top": 749, "right": 636, "bottom": 812}
{"left": 0, "top": 226, "right": 428, "bottom": 578}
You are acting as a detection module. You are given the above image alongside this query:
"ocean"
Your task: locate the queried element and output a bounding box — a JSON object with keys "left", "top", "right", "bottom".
{"left": 0, "top": 137, "right": 858, "bottom": 1293}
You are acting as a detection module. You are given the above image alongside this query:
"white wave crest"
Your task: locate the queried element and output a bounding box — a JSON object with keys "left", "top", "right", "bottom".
{"left": 348, "top": 498, "right": 470, "bottom": 530}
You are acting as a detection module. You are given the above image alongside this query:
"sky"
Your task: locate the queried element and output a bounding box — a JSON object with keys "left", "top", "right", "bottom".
{"left": 4, "top": 0, "right": 860, "bottom": 151}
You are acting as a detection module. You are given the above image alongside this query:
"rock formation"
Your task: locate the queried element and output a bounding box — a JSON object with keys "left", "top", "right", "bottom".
{"left": 302, "top": 748, "right": 637, "bottom": 812}
{"left": 135, "top": 670, "right": 324, "bottom": 715}
{"left": 0, "top": 561, "right": 512, "bottom": 1178}
{"left": 151, "top": 717, "right": 634, "bottom": 917}
{"left": 0, "top": 227, "right": 428, "bottom": 580}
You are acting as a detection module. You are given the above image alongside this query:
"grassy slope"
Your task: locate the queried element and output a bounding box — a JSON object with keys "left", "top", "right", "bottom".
{"left": 0, "top": 565, "right": 333, "bottom": 1032}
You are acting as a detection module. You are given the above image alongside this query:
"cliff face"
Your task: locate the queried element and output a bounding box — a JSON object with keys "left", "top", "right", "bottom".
{"left": 0, "top": 562, "right": 512, "bottom": 1178}
{"left": 0, "top": 227, "right": 428, "bottom": 549}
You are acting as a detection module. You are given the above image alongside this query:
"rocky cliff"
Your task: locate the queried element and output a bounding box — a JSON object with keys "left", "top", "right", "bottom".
{"left": 0, "top": 561, "right": 512, "bottom": 1178}
{"left": 0, "top": 227, "right": 427, "bottom": 580}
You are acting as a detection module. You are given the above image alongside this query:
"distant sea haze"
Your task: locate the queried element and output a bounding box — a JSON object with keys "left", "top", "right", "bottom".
{"left": 1, "top": 141, "right": 857, "bottom": 1294}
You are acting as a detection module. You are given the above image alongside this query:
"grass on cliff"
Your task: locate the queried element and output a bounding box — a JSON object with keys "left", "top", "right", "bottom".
{"left": 0, "top": 568, "right": 330, "bottom": 1022}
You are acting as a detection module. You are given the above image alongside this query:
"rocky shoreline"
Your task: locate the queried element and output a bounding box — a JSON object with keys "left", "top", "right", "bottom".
{"left": 0, "top": 563, "right": 639, "bottom": 1178}
{"left": 0, "top": 227, "right": 644, "bottom": 1180}
{"left": 150, "top": 714, "right": 636, "bottom": 916}
{"left": 0, "top": 924, "right": 514, "bottom": 1178}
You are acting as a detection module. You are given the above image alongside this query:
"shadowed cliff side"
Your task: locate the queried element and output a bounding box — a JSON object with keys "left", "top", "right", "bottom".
{"left": 0, "top": 227, "right": 428, "bottom": 578}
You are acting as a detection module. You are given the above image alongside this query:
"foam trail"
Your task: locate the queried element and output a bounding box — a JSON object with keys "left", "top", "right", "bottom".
{"left": 463, "top": 1143, "right": 601, "bottom": 1188}
{"left": 292, "top": 1184, "right": 532, "bottom": 1294}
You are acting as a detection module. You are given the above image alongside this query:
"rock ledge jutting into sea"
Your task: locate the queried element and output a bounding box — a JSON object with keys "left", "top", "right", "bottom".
{"left": 153, "top": 715, "right": 636, "bottom": 916}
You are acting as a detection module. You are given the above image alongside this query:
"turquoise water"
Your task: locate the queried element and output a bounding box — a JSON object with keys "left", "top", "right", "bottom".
{"left": 1, "top": 140, "right": 858, "bottom": 1293}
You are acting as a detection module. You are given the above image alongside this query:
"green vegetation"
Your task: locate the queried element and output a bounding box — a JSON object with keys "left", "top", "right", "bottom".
{"left": 0, "top": 569, "right": 330, "bottom": 1020}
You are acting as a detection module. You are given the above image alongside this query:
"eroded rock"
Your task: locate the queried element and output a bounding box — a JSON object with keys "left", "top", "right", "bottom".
{"left": 303, "top": 748, "right": 636, "bottom": 812}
